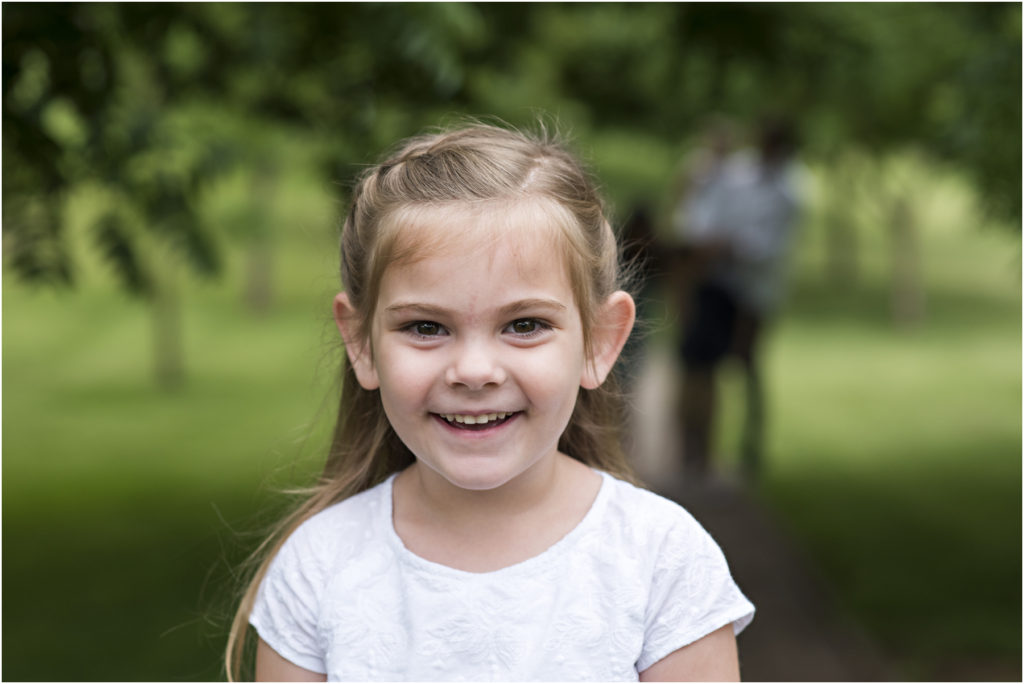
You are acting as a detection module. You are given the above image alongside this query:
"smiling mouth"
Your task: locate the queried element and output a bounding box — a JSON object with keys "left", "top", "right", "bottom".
{"left": 435, "top": 411, "right": 519, "bottom": 430}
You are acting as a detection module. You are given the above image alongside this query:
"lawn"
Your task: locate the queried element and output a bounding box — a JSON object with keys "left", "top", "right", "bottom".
{"left": 3, "top": 226, "right": 340, "bottom": 680}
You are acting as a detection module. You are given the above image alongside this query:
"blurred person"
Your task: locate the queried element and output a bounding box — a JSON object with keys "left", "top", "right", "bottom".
{"left": 227, "top": 122, "right": 754, "bottom": 681}
{"left": 673, "top": 117, "right": 805, "bottom": 481}
{"left": 669, "top": 118, "right": 741, "bottom": 325}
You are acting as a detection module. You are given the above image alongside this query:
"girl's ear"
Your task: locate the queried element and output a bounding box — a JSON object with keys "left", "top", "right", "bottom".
{"left": 333, "top": 292, "right": 380, "bottom": 390}
{"left": 581, "top": 290, "right": 636, "bottom": 390}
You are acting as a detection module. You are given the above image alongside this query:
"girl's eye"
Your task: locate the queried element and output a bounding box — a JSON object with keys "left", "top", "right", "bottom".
{"left": 506, "top": 319, "right": 549, "bottom": 336}
{"left": 511, "top": 319, "right": 537, "bottom": 334}
{"left": 408, "top": 321, "right": 445, "bottom": 337}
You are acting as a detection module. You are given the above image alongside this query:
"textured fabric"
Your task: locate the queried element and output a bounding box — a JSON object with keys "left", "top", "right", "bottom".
{"left": 250, "top": 471, "right": 754, "bottom": 681}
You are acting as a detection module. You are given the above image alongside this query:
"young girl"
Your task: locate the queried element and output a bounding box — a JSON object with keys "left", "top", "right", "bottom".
{"left": 227, "top": 123, "right": 754, "bottom": 681}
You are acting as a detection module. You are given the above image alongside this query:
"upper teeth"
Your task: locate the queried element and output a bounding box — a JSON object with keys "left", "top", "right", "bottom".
{"left": 441, "top": 412, "right": 511, "bottom": 425}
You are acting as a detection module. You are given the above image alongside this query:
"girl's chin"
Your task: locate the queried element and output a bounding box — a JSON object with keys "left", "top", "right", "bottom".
{"left": 414, "top": 456, "right": 546, "bottom": 494}
{"left": 434, "top": 468, "right": 518, "bottom": 493}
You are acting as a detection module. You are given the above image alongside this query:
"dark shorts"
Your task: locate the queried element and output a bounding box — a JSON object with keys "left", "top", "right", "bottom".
{"left": 681, "top": 282, "right": 739, "bottom": 368}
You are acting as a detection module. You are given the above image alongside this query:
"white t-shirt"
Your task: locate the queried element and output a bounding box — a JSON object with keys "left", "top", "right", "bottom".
{"left": 251, "top": 470, "right": 754, "bottom": 681}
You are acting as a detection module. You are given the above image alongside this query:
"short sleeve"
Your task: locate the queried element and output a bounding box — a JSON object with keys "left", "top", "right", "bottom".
{"left": 249, "top": 524, "right": 329, "bottom": 674}
{"left": 637, "top": 513, "right": 755, "bottom": 673}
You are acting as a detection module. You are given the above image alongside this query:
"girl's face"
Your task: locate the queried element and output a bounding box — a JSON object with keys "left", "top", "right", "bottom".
{"left": 353, "top": 204, "right": 593, "bottom": 494}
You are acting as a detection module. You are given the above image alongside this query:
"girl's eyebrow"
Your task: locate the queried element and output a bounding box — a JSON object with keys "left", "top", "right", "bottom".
{"left": 384, "top": 298, "right": 568, "bottom": 318}
{"left": 501, "top": 298, "right": 568, "bottom": 317}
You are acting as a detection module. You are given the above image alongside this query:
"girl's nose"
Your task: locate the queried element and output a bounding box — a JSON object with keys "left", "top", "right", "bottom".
{"left": 445, "top": 338, "right": 507, "bottom": 390}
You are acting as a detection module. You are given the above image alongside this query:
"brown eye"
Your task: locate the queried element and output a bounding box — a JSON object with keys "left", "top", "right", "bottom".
{"left": 510, "top": 319, "right": 538, "bottom": 334}
{"left": 414, "top": 322, "right": 442, "bottom": 336}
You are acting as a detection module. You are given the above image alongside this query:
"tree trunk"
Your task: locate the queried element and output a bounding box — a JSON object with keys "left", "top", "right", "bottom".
{"left": 152, "top": 261, "right": 185, "bottom": 390}
{"left": 889, "top": 196, "right": 925, "bottom": 327}
{"left": 244, "top": 239, "right": 273, "bottom": 313}
{"left": 824, "top": 159, "right": 860, "bottom": 288}
{"left": 243, "top": 168, "right": 276, "bottom": 314}
{"left": 825, "top": 208, "right": 859, "bottom": 288}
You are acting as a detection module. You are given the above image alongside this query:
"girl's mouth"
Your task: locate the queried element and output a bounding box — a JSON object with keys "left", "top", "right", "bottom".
{"left": 434, "top": 411, "right": 519, "bottom": 431}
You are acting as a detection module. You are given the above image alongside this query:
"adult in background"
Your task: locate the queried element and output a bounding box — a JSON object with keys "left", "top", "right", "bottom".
{"left": 673, "top": 117, "right": 805, "bottom": 481}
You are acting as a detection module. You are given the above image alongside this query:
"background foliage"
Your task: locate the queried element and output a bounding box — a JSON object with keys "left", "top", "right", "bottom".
{"left": 3, "top": 3, "right": 1020, "bottom": 681}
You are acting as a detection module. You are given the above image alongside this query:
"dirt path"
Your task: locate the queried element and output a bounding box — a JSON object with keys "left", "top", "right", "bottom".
{"left": 662, "top": 477, "right": 893, "bottom": 681}
{"left": 629, "top": 347, "right": 894, "bottom": 681}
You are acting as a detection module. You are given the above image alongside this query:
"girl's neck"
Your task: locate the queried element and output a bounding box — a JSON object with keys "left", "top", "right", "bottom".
{"left": 399, "top": 454, "right": 569, "bottom": 523}
{"left": 392, "top": 455, "right": 602, "bottom": 573}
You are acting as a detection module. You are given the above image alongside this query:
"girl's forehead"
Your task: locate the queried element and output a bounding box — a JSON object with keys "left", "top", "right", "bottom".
{"left": 384, "top": 198, "right": 573, "bottom": 267}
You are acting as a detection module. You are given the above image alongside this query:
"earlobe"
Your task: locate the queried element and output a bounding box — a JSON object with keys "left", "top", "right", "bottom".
{"left": 581, "top": 291, "right": 636, "bottom": 390}
{"left": 333, "top": 292, "right": 380, "bottom": 390}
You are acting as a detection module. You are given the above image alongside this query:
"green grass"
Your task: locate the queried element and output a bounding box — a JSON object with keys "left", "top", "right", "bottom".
{"left": 3, "top": 233, "right": 338, "bottom": 680}
{"left": 3, "top": 160, "right": 1021, "bottom": 680}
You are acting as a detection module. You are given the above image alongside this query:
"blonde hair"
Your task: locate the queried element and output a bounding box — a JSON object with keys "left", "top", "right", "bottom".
{"left": 225, "top": 122, "right": 637, "bottom": 680}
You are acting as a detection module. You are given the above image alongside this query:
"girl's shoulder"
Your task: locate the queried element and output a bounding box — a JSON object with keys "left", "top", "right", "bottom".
{"left": 597, "top": 473, "right": 715, "bottom": 550}
{"left": 601, "top": 473, "right": 700, "bottom": 520}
